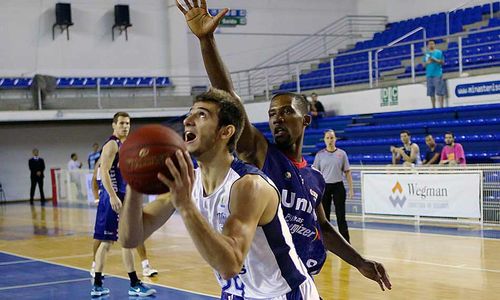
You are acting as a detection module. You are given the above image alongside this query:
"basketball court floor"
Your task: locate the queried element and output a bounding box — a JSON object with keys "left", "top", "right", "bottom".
{"left": 1, "top": 202, "right": 499, "bottom": 300}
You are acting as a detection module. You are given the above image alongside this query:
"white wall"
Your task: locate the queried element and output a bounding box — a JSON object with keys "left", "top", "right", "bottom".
{"left": 0, "top": 119, "right": 158, "bottom": 201}
{"left": 0, "top": 0, "right": 170, "bottom": 77}
{"left": 184, "top": 0, "right": 357, "bottom": 74}
{"left": 1, "top": 0, "right": 494, "bottom": 78}
{"left": 0, "top": 0, "right": 356, "bottom": 78}
{"left": 356, "top": 0, "right": 494, "bottom": 22}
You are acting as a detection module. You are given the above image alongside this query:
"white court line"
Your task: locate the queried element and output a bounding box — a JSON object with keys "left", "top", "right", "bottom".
{"left": 369, "top": 255, "right": 500, "bottom": 273}
{"left": 349, "top": 226, "right": 500, "bottom": 241}
{"left": 0, "top": 278, "right": 89, "bottom": 291}
{"left": 0, "top": 260, "right": 37, "bottom": 266}
{"left": 0, "top": 250, "right": 218, "bottom": 298}
{"left": 41, "top": 245, "right": 180, "bottom": 261}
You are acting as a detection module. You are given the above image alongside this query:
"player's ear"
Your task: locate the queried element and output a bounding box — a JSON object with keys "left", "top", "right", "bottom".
{"left": 303, "top": 115, "right": 311, "bottom": 127}
{"left": 220, "top": 125, "right": 236, "bottom": 142}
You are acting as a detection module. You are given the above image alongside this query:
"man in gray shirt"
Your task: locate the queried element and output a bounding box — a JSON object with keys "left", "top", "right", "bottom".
{"left": 313, "top": 130, "right": 353, "bottom": 243}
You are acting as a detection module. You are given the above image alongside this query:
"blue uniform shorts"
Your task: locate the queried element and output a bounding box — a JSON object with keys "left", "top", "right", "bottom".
{"left": 93, "top": 191, "right": 124, "bottom": 241}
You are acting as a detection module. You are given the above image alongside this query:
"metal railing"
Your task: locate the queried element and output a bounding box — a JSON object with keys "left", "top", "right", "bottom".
{"left": 345, "top": 165, "right": 500, "bottom": 225}
{"left": 228, "top": 25, "right": 500, "bottom": 101}
{"left": 1, "top": 25, "right": 499, "bottom": 109}
{"left": 242, "top": 15, "right": 387, "bottom": 97}
{"left": 375, "top": 27, "right": 427, "bottom": 86}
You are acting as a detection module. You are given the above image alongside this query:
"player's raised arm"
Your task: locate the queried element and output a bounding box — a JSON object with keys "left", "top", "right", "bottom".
{"left": 159, "top": 150, "right": 273, "bottom": 279}
{"left": 177, "top": 0, "right": 268, "bottom": 167}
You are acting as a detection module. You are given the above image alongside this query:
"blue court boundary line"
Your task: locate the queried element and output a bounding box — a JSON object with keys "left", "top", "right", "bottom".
{"left": 0, "top": 250, "right": 219, "bottom": 299}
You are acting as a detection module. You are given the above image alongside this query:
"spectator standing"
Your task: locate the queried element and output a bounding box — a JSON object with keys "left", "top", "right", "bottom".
{"left": 440, "top": 132, "right": 466, "bottom": 166}
{"left": 424, "top": 40, "right": 445, "bottom": 108}
{"left": 422, "top": 134, "right": 443, "bottom": 165}
{"left": 28, "top": 148, "right": 46, "bottom": 206}
{"left": 310, "top": 92, "right": 325, "bottom": 129}
{"left": 68, "top": 153, "right": 84, "bottom": 199}
{"left": 391, "top": 130, "right": 422, "bottom": 166}
{"left": 88, "top": 143, "right": 101, "bottom": 170}
{"left": 313, "top": 130, "right": 353, "bottom": 243}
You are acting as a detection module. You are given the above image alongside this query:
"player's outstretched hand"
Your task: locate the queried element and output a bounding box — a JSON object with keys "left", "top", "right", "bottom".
{"left": 158, "top": 150, "right": 195, "bottom": 210}
{"left": 357, "top": 259, "right": 392, "bottom": 291}
{"left": 176, "top": 0, "right": 228, "bottom": 38}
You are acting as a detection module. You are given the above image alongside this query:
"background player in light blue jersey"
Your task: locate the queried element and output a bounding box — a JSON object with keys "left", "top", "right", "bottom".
{"left": 179, "top": 0, "right": 392, "bottom": 293}
{"left": 120, "top": 88, "right": 320, "bottom": 299}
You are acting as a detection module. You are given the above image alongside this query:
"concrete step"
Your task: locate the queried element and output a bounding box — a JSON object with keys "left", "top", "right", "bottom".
{"left": 380, "top": 67, "right": 406, "bottom": 77}
{"left": 463, "top": 19, "right": 489, "bottom": 32}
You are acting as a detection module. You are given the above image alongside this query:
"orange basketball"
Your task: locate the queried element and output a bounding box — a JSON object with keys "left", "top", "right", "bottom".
{"left": 119, "top": 124, "right": 186, "bottom": 194}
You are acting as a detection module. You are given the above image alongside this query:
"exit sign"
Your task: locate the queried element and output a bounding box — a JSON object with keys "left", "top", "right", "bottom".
{"left": 210, "top": 9, "right": 247, "bottom": 27}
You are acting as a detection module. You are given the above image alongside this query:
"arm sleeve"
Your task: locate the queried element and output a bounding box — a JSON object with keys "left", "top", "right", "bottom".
{"left": 41, "top": 159, "right": 45, "bottom": 172}
{"left": 313, "top": 153, "right": 320, "bottom": 171}
{"left": 457, "top": 144, "right": 466, "bottom": 163}
{"left": 343, "top": 151, "right": 350, "bottom": 171}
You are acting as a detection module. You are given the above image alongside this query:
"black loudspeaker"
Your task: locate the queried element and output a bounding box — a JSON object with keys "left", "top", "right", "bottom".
{"left": 114, "top": 5, "right": 131, "bottom": 26}
{"left": 55, "top": 3, "right": 72, "bottom": 25}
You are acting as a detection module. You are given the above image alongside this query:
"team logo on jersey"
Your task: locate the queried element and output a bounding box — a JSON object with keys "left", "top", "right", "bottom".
{"left": 284, "top": 172, "right": 292, "bottom": 180}
{"left": 138, "top": 148, "right": 150, "bottom": 158}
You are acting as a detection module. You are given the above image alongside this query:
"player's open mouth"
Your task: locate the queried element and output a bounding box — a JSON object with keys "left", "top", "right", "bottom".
{"left": 184, "top": 131, "right": 197, "bottom": 143}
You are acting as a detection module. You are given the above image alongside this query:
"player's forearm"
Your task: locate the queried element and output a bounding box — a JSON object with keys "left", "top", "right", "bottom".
{"left": 200, "top": 35, "right": 236, "bottom": 95}
{"left": 346, "top": 171, "right": 353, "bottom": 191}
{"left": 92, "top": 181, "right": 99, "bottom": 199}
{"left": 178, "top": 203, "right": 242, "bottom": 280}
{"left": 119, "top": 187, "right": 145, "bottom": 248}
{"left": 320, "top": 221, "right": 364, "bottom": 268}
{"left": 100, "top": 171, "right": 118, "bottom": 199}
{"left": 428, "top": 154, "right": 440, "bottom": 164}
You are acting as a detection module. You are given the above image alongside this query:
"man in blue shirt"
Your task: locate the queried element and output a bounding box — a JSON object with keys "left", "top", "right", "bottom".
{"left": 422, "top": 134, "right": 443, "bottom": 165}
{"left": 424, "top": 40, "right": 445, "bottom": 108}
{"left": 88, "top": 143, "right": 101, "bottom": 170}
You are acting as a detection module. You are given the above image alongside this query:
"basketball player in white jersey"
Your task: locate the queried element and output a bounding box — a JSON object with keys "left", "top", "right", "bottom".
{"left": 120, "top": 89, "right": 320, "bottom": 299}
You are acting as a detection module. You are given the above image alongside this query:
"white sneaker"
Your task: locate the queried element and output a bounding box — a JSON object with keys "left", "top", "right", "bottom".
{"left": 142, "top": 265, "right": 158, "bottom": 277}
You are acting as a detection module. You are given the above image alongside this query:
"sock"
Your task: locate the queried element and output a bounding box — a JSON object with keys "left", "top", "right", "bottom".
{"left": 141, "top": 259, "right": 149, "bottom": 269}
{"left": 128, "top": 271, "right": 140, "bottom": 286}
{"left": 94, "top": 272, "right": 103, "bottom": 287}
{"left": 91, "top": 261, "right": 96, "bottom": 268}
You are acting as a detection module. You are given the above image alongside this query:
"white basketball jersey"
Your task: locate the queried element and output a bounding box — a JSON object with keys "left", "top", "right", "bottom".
{"left": 192, "top": 158, "right": 317, "bottom": 299}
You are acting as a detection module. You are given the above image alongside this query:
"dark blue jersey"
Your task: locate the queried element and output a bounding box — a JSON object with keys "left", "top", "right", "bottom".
{"left": 99, "top": 135, "right": 126, "bottom": 194}
{"left": 262, "top": 142, "right": 327, "bottom": 275}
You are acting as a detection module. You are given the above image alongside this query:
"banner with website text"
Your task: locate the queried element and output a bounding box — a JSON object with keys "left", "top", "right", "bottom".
{"left": 362, "top": 173, "right": 481, "bottom": 218}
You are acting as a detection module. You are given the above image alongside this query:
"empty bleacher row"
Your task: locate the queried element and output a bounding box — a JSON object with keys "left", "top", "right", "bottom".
{"left": 254, "top": 103, "right": 500, "bottom": 165}
{"left": 278, "top": 2, "right": 500, "bottom": 92}
{"left": 0, "top": 76, "right": 171, "bottom": 89}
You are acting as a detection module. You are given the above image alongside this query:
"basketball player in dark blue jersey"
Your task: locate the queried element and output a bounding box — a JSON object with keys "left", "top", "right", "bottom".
{"left": 91, "top": 112, "right": 156, "bottom": 297}
{"left": 177, "top": 0, "right": 392, "bottom": 292}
